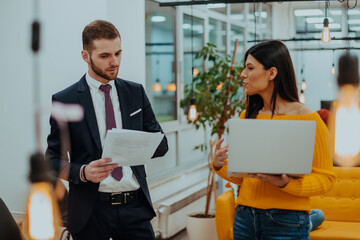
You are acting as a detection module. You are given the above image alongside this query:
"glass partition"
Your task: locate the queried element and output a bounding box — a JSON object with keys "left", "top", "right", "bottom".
{"left": 230, "top": 24, "right": 244, "bottom": 63}
{"left": 145, "top": 1, "right": 177, "bottom": 122}
{"left": 183, "top": 14, "right": 204, "bottom": 87}
{"left": 209, "top": 18, "right": 227, "bottom": 55}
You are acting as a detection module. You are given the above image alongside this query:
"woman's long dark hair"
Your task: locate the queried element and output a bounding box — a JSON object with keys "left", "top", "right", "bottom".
{"left": 244, "top": 40, "right": 299, "bottom": 119}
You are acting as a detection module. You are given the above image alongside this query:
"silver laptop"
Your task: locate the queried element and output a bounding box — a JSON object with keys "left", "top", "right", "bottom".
{"left": 227, "top": 118, "right": 317, "bottom": 177}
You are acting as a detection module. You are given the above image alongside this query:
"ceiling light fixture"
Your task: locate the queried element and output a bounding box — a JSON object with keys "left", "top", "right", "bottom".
{"left": 151, "top": 15, "right": 166, "bottom": 22}
{"left": 321, "top": 1, "right": 331, "bottom": 44}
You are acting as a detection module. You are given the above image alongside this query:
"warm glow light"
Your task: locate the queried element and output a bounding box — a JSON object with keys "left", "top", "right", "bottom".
{"left": 27, "top": 182, "right": 56, "bottom": 240}
{"left": 188, "top": 104, "right": 197, "bottom": 122}
{"left": 166, "top": 83, "right": 176, "bottom": 92}
{"left": 321, "top": 27, "right": 331, "bottom": 43}
{"left": 153, "top": 81, "right": 161, "bottom": 93}
{"left": 192, "top": 68, "right": 199, "bottom": 77}
{"left": 217, "top": 83, "right": 223, "bottom": 90}
{"left": 321, "top": 18, "right": 331, "bottom": 44}
{"left": 301, "top": 80, "right": 307, "bottom": 90}
{"left": 331, "top": 64, "right": 336, "bottom": 75}
{"left": 329, "top": 85, "right": 360, "bottom": 166}
{"left": 299, "top": 91, "right": 306, "bottom": 104}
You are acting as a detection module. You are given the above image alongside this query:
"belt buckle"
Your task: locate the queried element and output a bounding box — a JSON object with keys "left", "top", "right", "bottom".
{"left": 111, "top": 192, "right": 123, "bottom": 205}
{"left": 123, "top": 192, "right": 129, "bottom": 204}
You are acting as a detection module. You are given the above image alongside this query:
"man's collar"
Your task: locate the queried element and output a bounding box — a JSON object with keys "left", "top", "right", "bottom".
{"left": 85, "top": 72, "right": 116, "bottom": 90}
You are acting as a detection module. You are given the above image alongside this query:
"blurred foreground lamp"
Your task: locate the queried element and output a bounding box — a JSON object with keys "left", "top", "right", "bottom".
{"left": 299, "top": 90, "right": 306, "bottom": 104}
{"left": 328, "top": 54, "right": 360, "bottom": 166}
{"left": 153, "top": 79, "right": 161, "bottom": 92}
{"left": 321, "top": 1, "right": 331, "bottom": 44}
{"left": 188, "top": 97, "right": 198, "bottom": 122}
{"left": 24, "top": 153, "right": 59, "bottom": 240}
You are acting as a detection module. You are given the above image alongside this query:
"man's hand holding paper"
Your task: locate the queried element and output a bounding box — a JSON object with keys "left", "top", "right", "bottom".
{"left": 102, "top": 129, "right": 164, "bottom": 166}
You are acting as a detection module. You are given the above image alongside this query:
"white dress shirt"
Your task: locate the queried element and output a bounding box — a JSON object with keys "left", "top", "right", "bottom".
{"left": 86, "top": 73, "right": 140, "bottom": 192}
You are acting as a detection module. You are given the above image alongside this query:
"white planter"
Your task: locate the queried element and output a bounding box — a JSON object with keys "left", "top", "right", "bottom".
{"left": 186, "top": 211, "right": 217, "bottom": 240}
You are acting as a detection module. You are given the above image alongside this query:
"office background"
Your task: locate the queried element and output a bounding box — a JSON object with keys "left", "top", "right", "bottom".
{"left": 1, "top": 0, "right": 359, "bottom": 237}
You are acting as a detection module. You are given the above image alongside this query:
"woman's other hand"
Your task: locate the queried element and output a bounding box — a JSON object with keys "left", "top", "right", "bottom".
{"left": 248, "top": 173, "right": 290, "bottom": 188}
{"left": 214, "top": 137, "right": 229, "bottom": 170}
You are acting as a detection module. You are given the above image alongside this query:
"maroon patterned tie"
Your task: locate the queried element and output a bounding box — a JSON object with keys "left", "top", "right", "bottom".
{"left": 99, "top": 84, "right": 123, "bottom": 181}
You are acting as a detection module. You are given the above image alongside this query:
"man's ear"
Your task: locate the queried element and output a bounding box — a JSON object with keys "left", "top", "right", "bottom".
{"left": 268, "top": 67, "right": 278, "bottom": 81}
{"left": 81, "top": 50, "right": 90, "bottom": 64}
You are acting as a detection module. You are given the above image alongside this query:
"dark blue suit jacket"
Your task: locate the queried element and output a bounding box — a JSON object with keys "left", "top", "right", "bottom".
{"left": 46, "top": 75, "right": 168, "bottom": 233}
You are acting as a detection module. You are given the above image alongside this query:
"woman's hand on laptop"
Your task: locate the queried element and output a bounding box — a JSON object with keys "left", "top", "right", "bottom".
{"left": 248, "top": 173, "right": 290, "bottom": 188}
{"left": 214, "top": 137, "right": 228, "bottom": 170}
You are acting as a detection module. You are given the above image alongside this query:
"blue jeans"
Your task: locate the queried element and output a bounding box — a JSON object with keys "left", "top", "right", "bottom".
{"left": 233, "top": 205, "right": 310, "bottom": 240}
{"left": 309, "top": 209, "right": 325, "bottom": 231}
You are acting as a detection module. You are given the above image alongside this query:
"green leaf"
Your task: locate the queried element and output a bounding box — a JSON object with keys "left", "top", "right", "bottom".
{"left": 180, "top": 42, "right": 246, "bottom": 138}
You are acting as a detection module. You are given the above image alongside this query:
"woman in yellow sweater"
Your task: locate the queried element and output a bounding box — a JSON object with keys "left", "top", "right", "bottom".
{"left": 213, "top": 40, "right": 335, "bottom": 240}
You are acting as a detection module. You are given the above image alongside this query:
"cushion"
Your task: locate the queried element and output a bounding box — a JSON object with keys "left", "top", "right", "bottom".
{"left": 310, "top": 221, "right": 360, "bottom": 240}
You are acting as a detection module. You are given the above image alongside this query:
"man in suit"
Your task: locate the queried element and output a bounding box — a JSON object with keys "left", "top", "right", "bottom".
{"left": 46, "top": 20, "right": 168, "bottom": 240}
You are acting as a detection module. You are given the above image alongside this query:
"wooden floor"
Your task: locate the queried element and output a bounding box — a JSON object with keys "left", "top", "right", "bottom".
{"left": 168, "top": 229, "right": 190, "bottom": 240}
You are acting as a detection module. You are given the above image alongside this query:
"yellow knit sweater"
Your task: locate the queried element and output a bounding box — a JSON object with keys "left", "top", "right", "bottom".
{"left": 214, "top": 111, "right": 336, "bottom": 213}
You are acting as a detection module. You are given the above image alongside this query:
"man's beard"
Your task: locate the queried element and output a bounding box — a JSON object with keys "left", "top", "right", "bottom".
{"left": 90, "top": 57, "right": 119, "bottom": 81}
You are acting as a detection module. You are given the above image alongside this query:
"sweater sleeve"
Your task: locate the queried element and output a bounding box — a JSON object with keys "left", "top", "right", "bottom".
{"left": 212, "top": 110, "right": 246, "bottom": 186}
{"left": 280, "top": 116, "right": 336, "bottom": 196}
{"left": 213, "top": 163, "right": 244, "bottom": 185}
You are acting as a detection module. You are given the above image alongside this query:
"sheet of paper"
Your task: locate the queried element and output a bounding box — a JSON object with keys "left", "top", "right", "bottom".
{"left": 101, "top": 129, "right": 164, "bottom": 166}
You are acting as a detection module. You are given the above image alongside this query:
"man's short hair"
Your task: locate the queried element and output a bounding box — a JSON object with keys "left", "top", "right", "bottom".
{"left": 82, "top": 20, "right": 121, "bottom": 52}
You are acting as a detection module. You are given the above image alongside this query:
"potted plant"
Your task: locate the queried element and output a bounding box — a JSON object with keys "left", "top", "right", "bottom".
{"left": 180, "top": 41, "right": 245, "bottom": 240}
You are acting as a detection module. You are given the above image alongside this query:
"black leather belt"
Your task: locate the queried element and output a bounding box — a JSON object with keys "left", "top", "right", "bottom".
{"left": 98, "top": 189, "right": 140, "bottom": 205}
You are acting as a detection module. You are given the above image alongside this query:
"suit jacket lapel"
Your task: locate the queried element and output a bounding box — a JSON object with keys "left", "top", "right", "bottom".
{"left": 77, "top": 75, "right": 102, "bottom": 151}
{"left": 115, "top": 79, "right": 142, "bottom": 176}
{"left": 115, "top": 78, "right": 131, "bottom": 130}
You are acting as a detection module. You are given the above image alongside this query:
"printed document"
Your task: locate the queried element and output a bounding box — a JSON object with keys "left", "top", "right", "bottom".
{"left": 102, "top": 129, "right": 164, "bottom": 166}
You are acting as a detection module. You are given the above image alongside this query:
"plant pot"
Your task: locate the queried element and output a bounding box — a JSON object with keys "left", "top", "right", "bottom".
{"left": 186, "top": 211, "right": 217, "bottom": 240}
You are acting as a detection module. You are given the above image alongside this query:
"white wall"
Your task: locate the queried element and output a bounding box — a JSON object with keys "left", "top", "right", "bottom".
{"left": 0, "top": 0, "right": 34, "bottom": 214}
{"left": 108, "top": 0, "right": 146, "bottom": 85}
{"left": 0, "top": 0, "right": 145, "bottom": 213}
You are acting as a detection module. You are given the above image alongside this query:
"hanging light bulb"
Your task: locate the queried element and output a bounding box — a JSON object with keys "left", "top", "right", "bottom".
{"left": 328, "top": 54, "right": 360, "bottom": 166}
{"left": 192, "top": 68, "right": 199, "bottom": 77}
{"left": 299, "top": 90, "right": 306, "bottom": 103}
{"left": 188, "top": 98, "right": 198, "bottom": 122}
{"left": 166, "top": 82, "right": 176, "bottom": 92}
{"left": 153, "top": 79, "right": 161, "bottom": 92}
{"left": 216, "top": 82, "right": 223, "bottom": 90}
{"left": 301, "top": 79, "right": 307, "bottom": 91}
{"left": 321, "top": 18, "right": 331, "bottom": 44}
{"left": 321, "top": 2, "right": 331, "bottom": 44}
{"left": 24, "top": 153, "right": 60, "bottom": 240}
